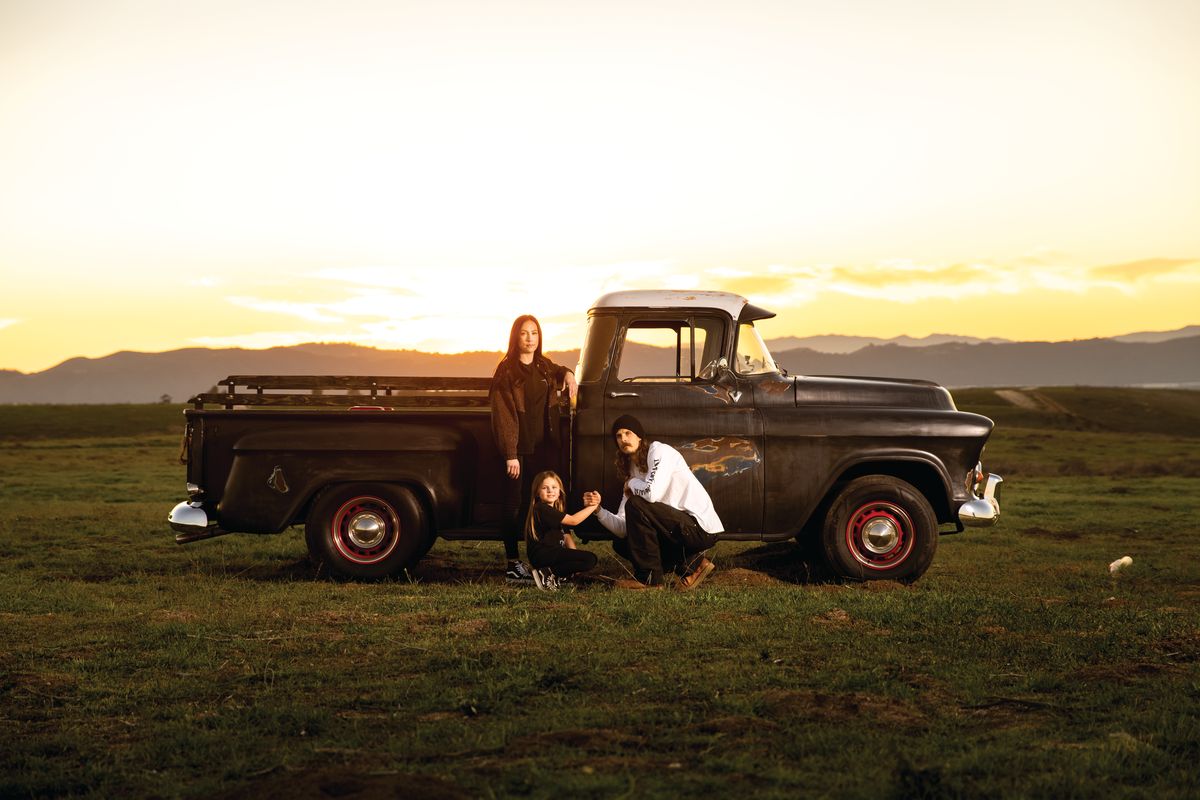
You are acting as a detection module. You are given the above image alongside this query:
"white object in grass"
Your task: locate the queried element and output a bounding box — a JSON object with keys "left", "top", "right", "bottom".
{"left": 1108, "top": 556, "right": 1133, "bottom": 574}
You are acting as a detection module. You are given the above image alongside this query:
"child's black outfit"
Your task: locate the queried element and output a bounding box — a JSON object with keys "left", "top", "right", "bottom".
{"left": 528, "top": 502, "right": 598, "bottom": 577}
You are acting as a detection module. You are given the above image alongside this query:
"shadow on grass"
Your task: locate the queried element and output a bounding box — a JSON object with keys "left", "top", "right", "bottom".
{"left": 149, "top": 540, "right": 841, "bottom": 587}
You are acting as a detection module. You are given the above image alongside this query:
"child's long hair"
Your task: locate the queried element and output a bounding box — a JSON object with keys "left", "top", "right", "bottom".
{"left": 524, "top": 470, "right": 565, "bottom": 543}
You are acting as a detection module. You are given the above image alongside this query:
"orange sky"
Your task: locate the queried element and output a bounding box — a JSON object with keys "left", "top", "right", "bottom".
{"left": 1, "top": 0, "right": 1198, "bottom": 373}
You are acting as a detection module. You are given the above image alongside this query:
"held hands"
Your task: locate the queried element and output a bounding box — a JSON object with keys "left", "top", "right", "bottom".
{"left": 506, "top": 459, "right": 520, "bottom": 479}
{"left": 582, "top": 490, "right": 601, "bottom": 508}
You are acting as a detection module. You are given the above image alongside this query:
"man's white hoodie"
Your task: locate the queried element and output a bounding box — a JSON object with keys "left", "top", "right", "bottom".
{"left": 595, "top": 441, "right": 724, "bottom": 537}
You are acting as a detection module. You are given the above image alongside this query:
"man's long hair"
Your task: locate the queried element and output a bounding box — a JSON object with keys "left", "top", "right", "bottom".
{"left": 524, "top": 470, "right": 565, "bottom": 543}
{"left": 501, "top": 314, "right": 544, "bottom": 365}
{"left": 615, "top": 438, "right": 650, "bottom": 482}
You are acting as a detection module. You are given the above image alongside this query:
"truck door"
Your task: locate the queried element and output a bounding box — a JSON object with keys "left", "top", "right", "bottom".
{"left": 600, "top": 315, "right": 765, "bottom": 535}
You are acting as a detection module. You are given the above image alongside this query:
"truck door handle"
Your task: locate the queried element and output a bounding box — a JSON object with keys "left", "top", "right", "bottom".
{"left": 608, "top": 391, "right": 640, "bottom": 398}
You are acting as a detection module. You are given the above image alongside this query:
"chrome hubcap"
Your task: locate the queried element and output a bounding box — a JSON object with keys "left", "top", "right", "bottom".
{"left": 347, "top": 512, "right": 386, "bottom": 549}
{"left": 862, "top": 518, "right": 899, "bottom": 553}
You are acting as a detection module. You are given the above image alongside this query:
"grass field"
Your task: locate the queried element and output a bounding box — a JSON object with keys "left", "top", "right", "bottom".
{"left": 1, "top": 390, "right": 1198, "bottom": 799}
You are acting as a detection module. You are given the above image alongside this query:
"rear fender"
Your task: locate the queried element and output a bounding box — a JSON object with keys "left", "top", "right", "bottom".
{"left": 216, "top": 424, "right": 474, "bottom": 533}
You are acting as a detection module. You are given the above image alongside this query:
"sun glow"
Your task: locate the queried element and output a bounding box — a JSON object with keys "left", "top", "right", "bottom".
{"left": 1, "top": 1, "right": 1198, "bottom": 373}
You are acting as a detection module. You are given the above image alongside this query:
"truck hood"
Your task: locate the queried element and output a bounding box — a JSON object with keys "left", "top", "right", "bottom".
{"left": 794, "top": 374, "right": 956, "bottom": 410}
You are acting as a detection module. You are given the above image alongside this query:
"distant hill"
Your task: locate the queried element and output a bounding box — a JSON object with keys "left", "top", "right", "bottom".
{"left": 2, "top": 336, "right": 1199, "bottom": 404}
{"left": 765, "top": 325, "right": 1200, "bottom": 354}
{"left": 765, "top": 333, "right": 1012, "bottom": 354}
{"left": 0, "top": 344, "right": 579, "bottom": 404}
{"left": 1110, "top": 325, "right": 1200, "bottom": 344}
{"left": 772, "top": 336, "right": 1200, "bottom": 388}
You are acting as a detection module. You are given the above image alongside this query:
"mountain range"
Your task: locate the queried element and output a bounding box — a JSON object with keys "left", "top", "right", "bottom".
{"left": 1, "top": 327, "right": 1197, "bottom": 403}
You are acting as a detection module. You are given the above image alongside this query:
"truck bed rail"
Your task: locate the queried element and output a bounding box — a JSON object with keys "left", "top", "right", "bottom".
{"left": 189, "top": 375, "right": 492, "bottom": 410}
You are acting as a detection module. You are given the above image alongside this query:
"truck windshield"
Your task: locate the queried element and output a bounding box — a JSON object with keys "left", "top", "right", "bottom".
{"left": 734, "top": 322, "right": 779, "bottom": 375}
{"left": 579, "top": 314, "right": 617, "bottom": 382}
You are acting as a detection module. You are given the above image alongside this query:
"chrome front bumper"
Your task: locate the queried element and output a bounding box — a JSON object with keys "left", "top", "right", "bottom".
{"left": 168, "top": 501, "right": 227, "bottom": 544}
{"left": 958, "top": 473, "right": 1003, "bottom": 528}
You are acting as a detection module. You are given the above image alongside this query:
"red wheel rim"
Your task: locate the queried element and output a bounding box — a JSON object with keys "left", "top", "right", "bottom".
{"left": 844, "top": 501, "right": 914, "bottom": 570}
{"left": 330, "top": 496, "right": 401, "bottom": 565}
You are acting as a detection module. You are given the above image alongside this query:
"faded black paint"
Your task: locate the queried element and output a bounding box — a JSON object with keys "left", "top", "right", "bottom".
{"left": 178, "top": 302, "right": 994, "bottom": 555}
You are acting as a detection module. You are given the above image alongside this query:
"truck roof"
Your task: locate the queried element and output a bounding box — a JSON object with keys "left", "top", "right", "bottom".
{"left": 590, "top": 290, "right": 752, "bottom": 320}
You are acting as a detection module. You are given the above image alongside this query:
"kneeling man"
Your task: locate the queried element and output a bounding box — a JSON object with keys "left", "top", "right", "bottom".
{"left": 584, "top": 415, "right": 722, "bottom": 590}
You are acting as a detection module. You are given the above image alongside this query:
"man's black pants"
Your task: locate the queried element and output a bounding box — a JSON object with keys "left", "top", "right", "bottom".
{"left": 613, "top": 495, "right": 720, "bottom": 585}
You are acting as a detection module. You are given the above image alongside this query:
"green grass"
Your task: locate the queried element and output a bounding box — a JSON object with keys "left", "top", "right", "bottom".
{"left": 2, "top": 392, "right": 1199, "bottom": 798}
{"left": 0, "top": 403, "right": 187, "bottom": 441}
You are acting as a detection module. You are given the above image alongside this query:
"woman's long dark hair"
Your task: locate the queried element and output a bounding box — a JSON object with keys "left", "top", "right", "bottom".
{"left": 502, "top": 314, "right": 544, "bottom": 365}
{"left": 615, "top": 438, "right": 650, "bottom": 482}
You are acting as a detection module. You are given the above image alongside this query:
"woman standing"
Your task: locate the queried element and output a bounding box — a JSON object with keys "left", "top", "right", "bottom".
{"left": 490, "top": 315, "right": 578, "bottom": 582}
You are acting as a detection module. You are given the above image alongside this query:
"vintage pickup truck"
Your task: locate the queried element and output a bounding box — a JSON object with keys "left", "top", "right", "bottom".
{"left": 169, "top": 290, "right": 1001, "bottom": 582}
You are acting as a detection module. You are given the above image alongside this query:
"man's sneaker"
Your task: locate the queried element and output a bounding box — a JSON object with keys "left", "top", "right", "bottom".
{"left": 506, "top": 561, "right": 534, "bottom": 584}
{"left": 677, "top": 557, "right": 715, "bottom": 591}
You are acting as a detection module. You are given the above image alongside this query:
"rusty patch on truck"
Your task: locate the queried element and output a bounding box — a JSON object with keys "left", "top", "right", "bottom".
{"left": 680, "top": 437, "right": 761, "bottom": 479}
{"left": 694, "top": 384, "right": 740, "bottom": 405}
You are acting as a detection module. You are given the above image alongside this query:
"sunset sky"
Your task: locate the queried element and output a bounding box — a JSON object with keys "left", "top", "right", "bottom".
{"left": 1, "top": 0, "right": 1198, "bottom": 373}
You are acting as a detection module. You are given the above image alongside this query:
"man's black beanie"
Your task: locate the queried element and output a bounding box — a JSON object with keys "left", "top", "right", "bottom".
{"left": 611, "top": 414, "right": 645, "bottom": 441}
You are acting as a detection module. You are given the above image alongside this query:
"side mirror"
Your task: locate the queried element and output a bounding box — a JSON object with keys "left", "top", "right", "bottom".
{"left": 698, "top": 357, "right": 733, "bottom": 383}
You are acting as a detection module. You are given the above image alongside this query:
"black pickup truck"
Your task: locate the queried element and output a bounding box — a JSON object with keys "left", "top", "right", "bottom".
{"left": 169, "top": 290, "right": 1001, "bottom": 582}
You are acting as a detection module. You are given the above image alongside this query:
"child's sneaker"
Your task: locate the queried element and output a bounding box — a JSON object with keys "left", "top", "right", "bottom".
{"left": 506, "top": 561, "right": 534, "bottom": 584}
{"left": 531, "top": 568, "right": 558, "bottom": 591}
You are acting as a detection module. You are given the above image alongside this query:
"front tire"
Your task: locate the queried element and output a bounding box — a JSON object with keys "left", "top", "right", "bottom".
{"left": 821, "top": 476, "right": 938, "bottom": 583}
{"left": 305, "top": 483, "right": 428, "bottom": 580}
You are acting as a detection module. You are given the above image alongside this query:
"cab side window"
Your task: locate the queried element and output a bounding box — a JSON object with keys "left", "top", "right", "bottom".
{"left": 616, "top": 318, "right": 724, "bottom": 383}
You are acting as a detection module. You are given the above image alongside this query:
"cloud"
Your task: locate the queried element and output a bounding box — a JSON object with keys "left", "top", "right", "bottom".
{"left": 710, "top": 274, "right": 798, "bottom": 296}
{"left": 0, "top": 318, "right": 18, "bottom": 331}
{"left": 308, "top": 266, "right": 422, "bottom": 292}
{"left": 1090, "top": 258, "right": 1198, "bottom": 282}
{"left": 227, "top": 296, "right": 345, "bottom": 324}
{"left": 190, "top": 331, "right": 346, "bottom": 349}
{"left": 830, "top": 262, "right": 987, "bottom": 288}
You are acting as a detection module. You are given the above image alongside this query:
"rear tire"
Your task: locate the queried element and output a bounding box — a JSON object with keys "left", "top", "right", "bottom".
{"left": 821, "top": 476, "right": 938, "bottom": 583}
{"left": 305, "top": 483, "right": 428, "bottom": 580}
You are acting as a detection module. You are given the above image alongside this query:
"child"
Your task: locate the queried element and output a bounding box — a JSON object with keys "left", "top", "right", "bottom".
{"left": 524, "top": 471, "right": 599, "bottom": 590}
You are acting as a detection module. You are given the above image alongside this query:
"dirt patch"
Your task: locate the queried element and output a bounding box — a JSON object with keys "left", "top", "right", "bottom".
{"left": 995, "top": 390, "right": 1043, "bottom": 410}
{"left": 691, "top": 715, "right": 778, "bottom": 735}
{"left": 757, "top": 689, "right": 926, "bottom": 727}
{"left": 314, "top": 611, "right": 383, "bottom": 625}
{"left": 959, "top": 696, "right": 1059, "bottom": 726}
{"left": 507, "top": 727, "right": 644, "bottom": 754}
{"left": 1077, "top": 661, "right": 1174, "bottom": 682}
{"left": 1157, "top": 633, "right": 1200, "bottom": 662}
{"left": 709, "top": 567, "right": 782, "bottom": 588}
{"left": 213, "top": 767, "right": 469, "bottom": 800}
{"left": 812, "top": 607, "right": 851, "bottom": 626}
{"left": 447, "top": 619, "right": 489, "bottom": 636}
